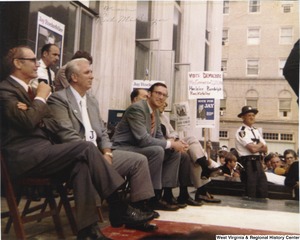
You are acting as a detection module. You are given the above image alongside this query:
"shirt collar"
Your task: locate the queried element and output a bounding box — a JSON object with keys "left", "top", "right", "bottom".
{"left": 70, "top": 85, "right": 86, "bottom": 105}
{"left": 146, "top": 101, "right": 153, "bottom": 114}
{"left": 39, "top": 59, "right": 47, "bottom": 69}
{"left": 10, "top": 75, "right": 28, "bottom": 91}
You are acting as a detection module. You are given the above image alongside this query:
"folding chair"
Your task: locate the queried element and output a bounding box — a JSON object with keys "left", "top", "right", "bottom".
{"left": 1, "top": 152, "right": 77, "bottom": 239}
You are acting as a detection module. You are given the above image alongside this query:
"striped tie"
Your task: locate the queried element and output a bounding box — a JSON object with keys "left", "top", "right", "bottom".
{"left": 151, "top": 112, "right": 155, "bottom": 136}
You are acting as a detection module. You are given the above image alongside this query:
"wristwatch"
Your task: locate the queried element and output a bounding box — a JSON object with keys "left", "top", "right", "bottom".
{"left": 104, "top": 152, "right": 113, "bottom": 158}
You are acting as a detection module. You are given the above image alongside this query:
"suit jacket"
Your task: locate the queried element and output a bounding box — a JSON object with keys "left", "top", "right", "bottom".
{"left": 47, "top": 87, "right": 112, "bottom": 150}
{"left": 112, "top": 100, "right": 167, "bottom": 148}
{"left": 0, "top": 76, "right": 60, "bottom": 176}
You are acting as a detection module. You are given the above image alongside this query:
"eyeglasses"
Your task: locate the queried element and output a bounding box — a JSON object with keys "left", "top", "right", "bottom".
{"left": 15, "top": 58, "right": 38, "bottom": 63}
{"left": 152, "top": 91, "right": 168, "bottom": 99}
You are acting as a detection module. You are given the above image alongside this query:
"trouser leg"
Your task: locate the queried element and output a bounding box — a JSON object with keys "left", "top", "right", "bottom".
{"left": 162, "top": 149, "right": 180, "bottom": 188}
{"left": 112, "top": 150, "right": 155, "bottom": 202}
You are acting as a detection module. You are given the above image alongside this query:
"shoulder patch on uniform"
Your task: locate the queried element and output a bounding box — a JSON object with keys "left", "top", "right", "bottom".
{"left": 239, "top": 130, "right": 246, "bottom": 138}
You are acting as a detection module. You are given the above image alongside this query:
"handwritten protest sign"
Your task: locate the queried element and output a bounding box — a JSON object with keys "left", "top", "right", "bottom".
{"left": 188, "top": 71, "right": 223, "bottom": 99}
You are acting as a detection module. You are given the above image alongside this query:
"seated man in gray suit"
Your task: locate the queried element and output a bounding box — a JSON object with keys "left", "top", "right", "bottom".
{"left": 0, "top": 46, "right": 153, "bottom": 240}
{"left": 47, "top": 58, "right": 157, "bottom": 231}
{"left": 112, "top": 82, "right": 188, "bottom": 211}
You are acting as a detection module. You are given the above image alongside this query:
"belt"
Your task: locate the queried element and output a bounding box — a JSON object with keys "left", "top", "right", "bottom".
{"left": 240, "top": 155, "right": 261, "bottom": 161}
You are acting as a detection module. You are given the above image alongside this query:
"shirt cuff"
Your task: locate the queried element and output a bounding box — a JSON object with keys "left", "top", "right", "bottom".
{"left": 34, "top": 96, "right": 46, "bottom": 103}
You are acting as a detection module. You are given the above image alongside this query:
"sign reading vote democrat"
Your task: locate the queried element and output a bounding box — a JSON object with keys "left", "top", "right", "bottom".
{"left": 188, "top": 71, "right": 223, "bottom": 99}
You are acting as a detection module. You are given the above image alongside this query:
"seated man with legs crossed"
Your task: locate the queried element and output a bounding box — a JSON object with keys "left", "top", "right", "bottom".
{"left": 48, "top": 58, "right": 157, "bottom": 231}
{"left": 112, "top": 83, "right": 188, "bottom": 212}
{"left": 0, "top": 46, "right": 153, "bottom": 240}
{"left": 159, "top": 102, "right": 221, "bottom": 204}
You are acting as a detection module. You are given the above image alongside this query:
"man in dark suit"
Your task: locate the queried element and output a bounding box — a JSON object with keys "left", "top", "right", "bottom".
{"left": 47, "top": 58, "right": 158, "bottom": 230}
{"left": 112, "top": 82, "right": 188, "bottom": 211}
{"left": 0, "top": 46, "right": 153, "bottom": 240}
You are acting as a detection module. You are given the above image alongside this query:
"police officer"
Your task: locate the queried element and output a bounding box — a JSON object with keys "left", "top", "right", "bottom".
{"left": 235, "top": 106, "right": 268, "bottom": 200}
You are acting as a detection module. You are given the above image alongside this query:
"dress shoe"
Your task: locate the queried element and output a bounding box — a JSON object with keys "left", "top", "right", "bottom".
{"left": 169, "top": 197, "right": 187, "bottom": 208}
{"left": 132, "top": 201, "right": 160, "bottom": 218}
{"left": 152, "top": 199, "right": 179, "bottom": 211}
{"left": 126, "top": 222, "right": 158, "bottom": 232}
{"left": 77, "top": 223, "right": 111, "bottom": 240}
{"left": 109, "top": 205, "right": 154, "bottom": 227}
{"left": 195, "top": 192, "right": 221, "bottom": 203}
{"left": 177, "top": 196, "right": 203, "bottom": 206}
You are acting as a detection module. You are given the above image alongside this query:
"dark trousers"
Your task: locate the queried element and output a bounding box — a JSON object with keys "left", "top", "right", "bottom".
{"left": 14, "top": 141, "right": 125, "bottom": 230}
{"left": 243, "top": 159, "right": 268, "bottom": 198}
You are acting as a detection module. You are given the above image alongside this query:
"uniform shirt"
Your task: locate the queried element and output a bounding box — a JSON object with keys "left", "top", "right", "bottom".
{"left": 235, "top": 124, "right": 266, "bottom": 157}
{"left": 30, "top": 59, "right": 55, "bottom": 89}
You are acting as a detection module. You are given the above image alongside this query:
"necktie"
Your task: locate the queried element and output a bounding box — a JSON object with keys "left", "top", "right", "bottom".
{"left": 27, "top": 86, "right": 35, "bottom": 101}
{"left": 46, "top": 67, "right": 54, "bottom": 92}
{"left": 80, "top": 98, "right": 97, "bottom": 146}
{"left": 151, "top": 112, "right": 155, "bottom": 136}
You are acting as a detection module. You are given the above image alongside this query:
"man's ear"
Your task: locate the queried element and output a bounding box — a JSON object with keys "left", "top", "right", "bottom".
{"left": 71, "top": 73, "right": 77, "bottom": 83}
{"left": 13, "top": 59, "right": 22, "bottom": 69}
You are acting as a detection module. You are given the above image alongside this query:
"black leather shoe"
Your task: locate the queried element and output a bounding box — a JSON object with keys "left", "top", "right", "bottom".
{"left": 177, "top": 196, "right": 203, "bottom": 206}
{"left": 126, "top": 222, "right": 158, "bottom": 232}
{"left": 121, "top": 205, "right": 154, "bottom": 226}
{"left": 77, "top": 223, "right": 111, "bottom": 240}
{"left": 195, "top": 192, "right": 221, "bottom": 203}
{"left": 152, "top": 199, "right": 179, "bottom": 211}
{"left": 169, "top": 197, "right": 187, "bottom": 208}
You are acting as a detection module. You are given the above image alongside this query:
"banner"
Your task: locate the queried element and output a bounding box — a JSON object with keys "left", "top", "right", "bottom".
{"left": 188, "top": 71, "right": 223, "bottom": 99}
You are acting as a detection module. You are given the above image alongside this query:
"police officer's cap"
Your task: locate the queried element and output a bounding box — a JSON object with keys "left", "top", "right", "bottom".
{"left": 237, "top": 106, "right": 258, "bottom": 118}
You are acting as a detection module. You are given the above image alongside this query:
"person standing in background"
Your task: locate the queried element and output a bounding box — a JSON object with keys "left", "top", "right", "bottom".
{"left": 30, "top": 43, "right": 60, "bottom": 92}
{"left": 235, "top": 106, "right": 268, "bottom": 200}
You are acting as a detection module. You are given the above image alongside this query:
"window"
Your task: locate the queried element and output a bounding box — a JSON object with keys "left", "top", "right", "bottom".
{"left": 173, "top": 3, "right": 182, "bottom": 63}
{"left": 279, "top": 99, "right": 291, "bottom": 115}
{"left": 263, "top": 133, "right": 279, "bottom": 140}
{"left": 246, "top": 99, "right": 257, "bottom": 109}
{"left": 249, "top": 0, "right": 260, "bottom": 13}
{"left": 247, "top": 27, "right": 260, "bottom": 45}
{"left": 223, "top": 0, "right": 229, "bottom": 14}
{"left": 281, "top": 133, "right": 293, "bottom": 141}
{"left": 263, "top": 133, "right": 293, "bottom": 142}
{"left": 247, "top": 59, "right": 259, "bottom": 76}
{"left": 221, "top": 59, "right": 227, "bottom": 73}
{"left": 282, "top": 4, "right": 292, "bottom": 13}
{"left": 280, "top": 27, "right": 293, "bottom": 44}
{"left": 63, "top": 2, "right": 95, "bottom": 65}
{"left": 222, "top": 29, "right": 228, "bottom": 45}
{"left": 279, "top": 59, "right": 286, "bottom": 77}
{"left": 219, "top": 131, "right": 228, "bottom": 138}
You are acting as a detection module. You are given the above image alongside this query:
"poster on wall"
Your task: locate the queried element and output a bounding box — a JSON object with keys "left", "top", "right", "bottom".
{"left": 196, "top": 98, "right": 215, "bottom": 128}
{"left": 188, "top": 71, "right": 223, "bottom": 100}
{"left": 35, "top": 12, "right": 65, "bottom": 67}
{"left": 173, "top": 102, "right": 190, "bottom": 131}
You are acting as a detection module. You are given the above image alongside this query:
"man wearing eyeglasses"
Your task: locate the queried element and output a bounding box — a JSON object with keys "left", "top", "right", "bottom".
{"left": 30, "top": 43, "right": 60, "bottom": 92}
{"left": 112, "top": 82, "right": 188, "bottom": 211}
{"left": 0, "top": 46, "right": 154, "bottom": 240}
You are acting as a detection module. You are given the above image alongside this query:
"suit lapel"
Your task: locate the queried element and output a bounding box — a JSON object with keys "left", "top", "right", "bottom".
{"left": 65, "top": 87, "right": 83, "bottom": 124}
{"left": 7, "top": 77, "right": 32, "bottom": 104}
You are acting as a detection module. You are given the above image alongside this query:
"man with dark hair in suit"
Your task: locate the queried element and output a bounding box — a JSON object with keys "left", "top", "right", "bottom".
{"left": 0, "top": 46, "right": 153, "bottom": 240}
{"left": 130, "top": 88, "right": 149, "bottom": 103}
{"left": 48, "top": 58, "right": 158, "bottom": 231}
{"left": 112, "top": 82, "right": 188, "bottom": 211}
